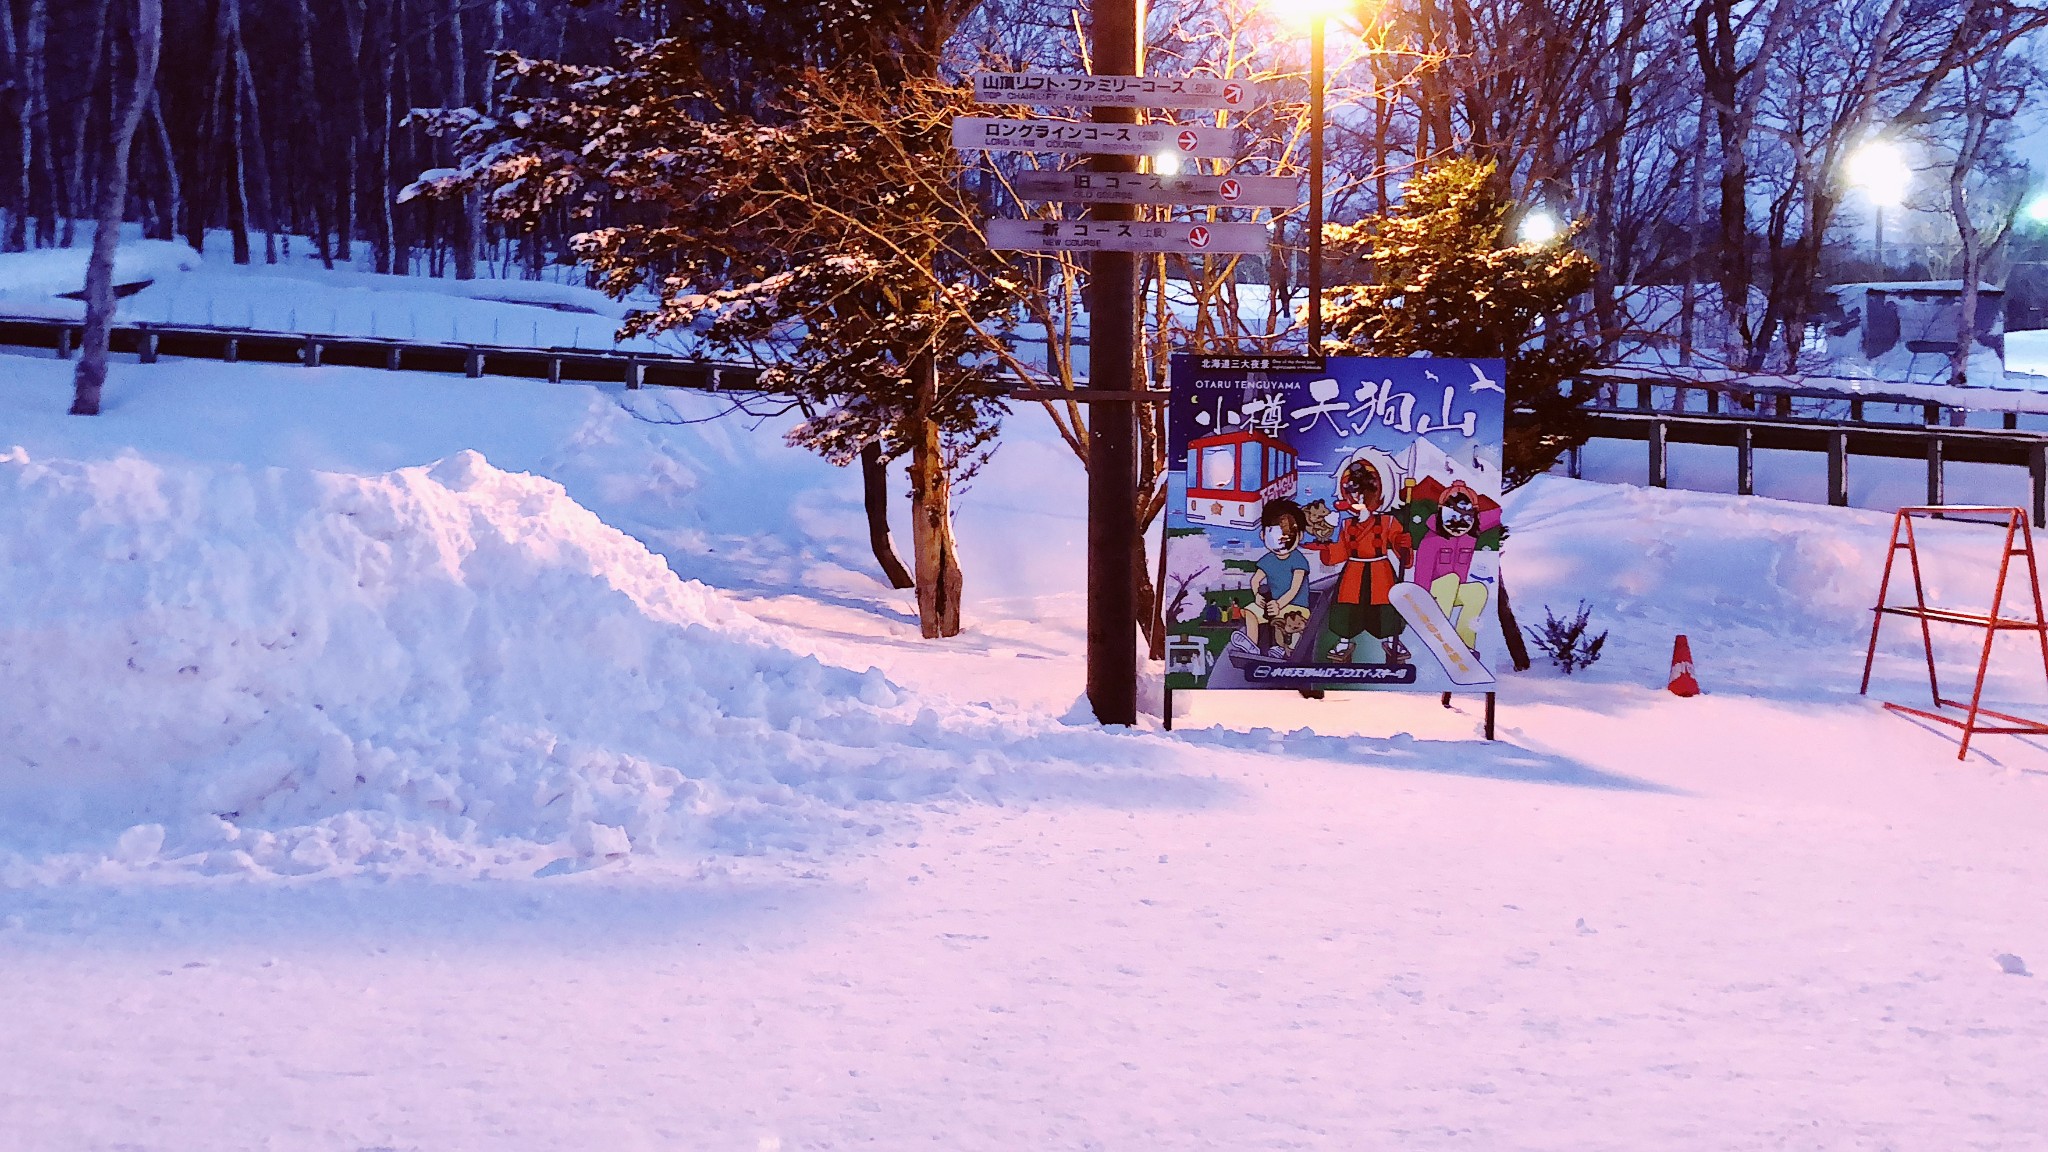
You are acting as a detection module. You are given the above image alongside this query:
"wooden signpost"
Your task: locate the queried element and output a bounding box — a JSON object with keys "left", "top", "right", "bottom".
{"left": 956, "top": 46, "right": 1304, "bottom": 726}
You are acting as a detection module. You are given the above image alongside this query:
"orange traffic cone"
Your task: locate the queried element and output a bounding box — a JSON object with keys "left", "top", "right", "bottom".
{"left": 1667, "top": 634, "right": 1701, "bottom": 697}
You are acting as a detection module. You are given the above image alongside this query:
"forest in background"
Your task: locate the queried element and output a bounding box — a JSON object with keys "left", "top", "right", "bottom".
{"left": 4, "top": 0, "right": 2048, "bottom": 370}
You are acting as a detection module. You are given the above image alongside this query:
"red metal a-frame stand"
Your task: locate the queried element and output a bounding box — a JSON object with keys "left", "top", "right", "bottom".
{"left": 1859, "top": 506, "right": 2048, "bottom": 760}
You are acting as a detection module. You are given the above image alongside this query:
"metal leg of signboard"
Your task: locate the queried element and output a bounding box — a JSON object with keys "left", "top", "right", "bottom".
{"left": 1485, "top": 692, "right": 1496, "bottom": 741}
{"left": 1163, "top": 685, "right": 1174, "bottom": 732}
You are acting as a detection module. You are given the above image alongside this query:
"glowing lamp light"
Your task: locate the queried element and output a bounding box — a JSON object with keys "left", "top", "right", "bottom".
{"left": 1517, "top": 209, "right": 1561, "bottom": 246}
{"left": 1846, "top": 140, "right": 1910, "bottom": 207}
{"left": 1151, "top": 151, "right": 1183, "bottom": 176}
{"left": 2026, "top": 194, "right": 2048, "bottom": 226}
{"left": 1275, "top": 0, "right": 1353, "bottom": 23}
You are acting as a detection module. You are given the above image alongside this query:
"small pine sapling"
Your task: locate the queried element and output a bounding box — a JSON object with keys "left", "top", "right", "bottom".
{"left": 1526, "top": 601, "right": 1607, "bottom": 674}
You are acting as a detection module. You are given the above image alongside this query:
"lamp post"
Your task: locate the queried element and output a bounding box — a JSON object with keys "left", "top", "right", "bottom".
{"left": 1845, "top": 139, "right": 1909, "bottom": 277}
{"left": 1282, "top": 0, "right": 1350, "bottom": 352}
{"left": 1308, "top": 11, "right": 1326, "bottom": 350}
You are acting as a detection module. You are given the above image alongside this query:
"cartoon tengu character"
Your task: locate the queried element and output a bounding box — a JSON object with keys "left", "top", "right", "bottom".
{"left": 1310, "top": 447, "right": 1413, "bottom": 665}
{"left": 1241, "top": 498, "right": 1311, "bottom": 657}
{"left": 1411, "top": 479, "right": 1502, "bottom": 648}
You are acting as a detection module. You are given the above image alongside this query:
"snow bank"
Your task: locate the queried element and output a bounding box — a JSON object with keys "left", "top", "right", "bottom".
{"left": 1506, "top": 475, "right": 2045, "bottom": 701}
{"left": 0, "top": 444, "right": 1129, "bottom": 882}
{"left": 0, "top": 239, "right": 201, "bottom": 302}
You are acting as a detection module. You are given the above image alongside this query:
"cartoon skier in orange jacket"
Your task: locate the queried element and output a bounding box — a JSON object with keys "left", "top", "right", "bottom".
{"left": 1310, "top": 446, "right": 1412, "bottom": 665}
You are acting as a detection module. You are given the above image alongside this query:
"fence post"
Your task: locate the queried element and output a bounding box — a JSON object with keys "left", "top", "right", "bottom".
{"left": 466, "top": 350, "right": 485, "bottom": 379}
{"left": 1706, "top": 388, "right": 1720, "bottom": 415}
{"left": 386, "top": 346, "right": 403, "bottom": 371}
{"left": 1568, "top": 444, "right": 1582, "bottom": 480}
{"left": 56, "top": 327, "right": 74, "bottom": 359}
{"left": 1927, "top": 435, "right": 1945, "bottom": 506}
{"left": 547, "top": 356, "right": 562, "bottom": 384}
{"left": 1924, "top": 402, "right": 1940, "bottom": 425}
{"left": 1850, "top": 398, "right": 1864, "bottom": 422}
{"left": 2006, "top": 412, "right": 2019, "bottom": 431}
{"left": 1649, "top": 420, "right": 1668, "bottom": 488}
{"left": 1635, "top": 382, "right": 1651, "bottom": 412}
{"left": 137, "top": 327, "right": 158, "bottom": 365}
{"left": 1774, "top": 392, "right": 1792, "bottom": 418}
{"left": 223, "top": 337, "right": 238, "bottom": 364}
{"left": 1827, "top": 430, "right": 1848, "bottom": 507}
{"left": 2033, "top": 443, "right": 2047, "bottom": 529}
{"left": 625, "top": 358, "right": 644, "bottom": 390}
{"left": 1738, "top": 425, "right": 1755, "bottom": 496}
{"left": 302, "top": 335, "right": 322, "bottom": 368}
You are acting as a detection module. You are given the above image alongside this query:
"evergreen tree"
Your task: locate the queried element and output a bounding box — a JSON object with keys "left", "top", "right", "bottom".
{"left": 410, "top": 19, "right": 1015, "bottom": 639}
{"left": 1323, "top": 158, "right": 1598, "bottom": 488}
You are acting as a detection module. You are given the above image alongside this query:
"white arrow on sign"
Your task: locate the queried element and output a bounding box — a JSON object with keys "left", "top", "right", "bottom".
{"left": 986, "top": 218, "right": 1270, "bottom": 255}
{"left": 1009, "top": 171, "right": 1300, "bottom": 208}
{"left": 953, "top": 117, "right": 1235, "bottom": 159}
{"left": 973, "top": 72, "right": 1256, "bottom": 111}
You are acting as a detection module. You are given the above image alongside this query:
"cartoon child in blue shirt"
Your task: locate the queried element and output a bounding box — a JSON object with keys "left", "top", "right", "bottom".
{"left": 1232, "top": 497, "right": 1312, "bottom": 660}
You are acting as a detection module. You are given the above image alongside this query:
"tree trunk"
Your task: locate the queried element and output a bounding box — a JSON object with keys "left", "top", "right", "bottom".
{"left": 1, "top": 0, "right": 26, "bottom": 252}
{"left": 860, "top": 441, "right": 914, "bottom": 589}
{"left": 73, "top": 0, "right": 162, "bottom": 417}
{"left": 146, "top": 93, "right": 179, "bottom": 240}
{"left": 907, "top": 354, "right": 963, "bottom": 638}
{"left": 61, "top": 0, "right": 114, "bottom": 250}
{"left": 1496, "top": 575, "right": 1532, "bottom": 673}
{"left": 23, "top": 0, "right": 59, "bottom": 247}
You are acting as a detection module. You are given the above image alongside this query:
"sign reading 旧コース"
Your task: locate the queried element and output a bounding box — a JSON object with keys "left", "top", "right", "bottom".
{"left": 1163, "top": 355, "right": 1509, "bottom": 695}
{"left": 985, "top": 218, "right": 1268, "bottom": 254}
{"left": 972, "top": 72, "right": 1254, "bottom": 110}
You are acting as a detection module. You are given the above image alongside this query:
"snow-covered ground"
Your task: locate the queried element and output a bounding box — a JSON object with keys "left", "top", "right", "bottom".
{"left": 7, "top": 347, "right": 2048, "bottom": 1149}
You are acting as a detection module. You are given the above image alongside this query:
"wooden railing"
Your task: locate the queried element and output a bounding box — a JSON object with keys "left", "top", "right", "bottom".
{"left": 0, "top": 315, "right": 764, "bottom": 393}
{"left": 1543, "top": 368, "right": 2048, "bottom": 525}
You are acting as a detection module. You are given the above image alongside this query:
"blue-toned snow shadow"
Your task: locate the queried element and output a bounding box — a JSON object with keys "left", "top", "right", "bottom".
{"left": 1167, "top": 724, "right": 1676, "bottom": 793}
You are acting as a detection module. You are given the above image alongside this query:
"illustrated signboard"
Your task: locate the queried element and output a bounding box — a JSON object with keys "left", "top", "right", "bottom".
{"left": 973, "top": 72, "right": 1254, "bottom": 110}
{"left": 1163, "top": 354, "right": 1510, "bottom": 693}
{"left": 986, "top": 218, "right": 1268, "bottom": 254}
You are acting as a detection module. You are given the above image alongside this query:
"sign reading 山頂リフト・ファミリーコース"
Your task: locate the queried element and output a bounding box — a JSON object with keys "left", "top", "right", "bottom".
{"left": 1164, "top": 354, "right": 1510, "bottom": 694}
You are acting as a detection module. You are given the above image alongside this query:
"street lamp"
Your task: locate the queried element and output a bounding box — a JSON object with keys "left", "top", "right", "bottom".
{"left": 1516, "top": 208, "right": 1562, "bottom": 246}
{"left": 1845, "top": 139, "right": 1909, "bottom": 276}
{"left": 1278, "top": 0, "right": 1353, "bottom": 352}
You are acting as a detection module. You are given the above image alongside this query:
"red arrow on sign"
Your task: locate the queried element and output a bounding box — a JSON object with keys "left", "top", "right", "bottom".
{"left": 1188, "top": 226, "right": 1211, "bottom": 249}
{"left": 1219, "top": 178, "right": 1241, "bottom": 202}
{"left": 1177, "top": 129, "right": 1200, "bottom": 152}
{"left": 1222, "top": 82, "right": 1245, "bottom": 107}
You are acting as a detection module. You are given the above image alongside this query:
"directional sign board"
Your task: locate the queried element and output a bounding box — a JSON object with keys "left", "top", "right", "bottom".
{"left": 1012, "top": 171, "right": 1299, "bottom": 208}
{"left": 953, "top": 117, "right": 1234, "bottom": 159}
{"left": 986, "top": 219, "right": 1269, "bottom": 255}
{"left": 973, "top": 72, "right": 1254, "bottom": 111}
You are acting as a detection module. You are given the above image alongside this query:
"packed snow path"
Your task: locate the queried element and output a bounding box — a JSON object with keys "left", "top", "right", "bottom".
{"left": 5, "top": 355, "right": 2048, "bottom": 1149}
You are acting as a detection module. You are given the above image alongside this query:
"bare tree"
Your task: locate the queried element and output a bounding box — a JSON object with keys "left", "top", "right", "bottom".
{"left": 72, "top": 0, "right": 163, "bottom": 417}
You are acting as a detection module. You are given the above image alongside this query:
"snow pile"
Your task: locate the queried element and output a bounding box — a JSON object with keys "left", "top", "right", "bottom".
{"left": 0, "top": 445, "right": 1122, "bottom": 881}
{"left": 0, "top": 239, "right": 201, "bottom": 304}
{"left": 1506, "top": 475, "right": 2046, "bottom": 701}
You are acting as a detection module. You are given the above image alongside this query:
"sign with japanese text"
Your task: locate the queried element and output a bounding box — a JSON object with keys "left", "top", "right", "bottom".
{"left": 952, "top": 117, "right": 1235, "bottom": 158}
{"left": 1010, "top": 171, "right": 1299, "bottom": 208}
{"left": 986, "top": 219, "right": 1269, "bottom": 254}
{"left": 1162, "top": 355, "right": 1510, "bottom": 693}
{"left": 972, "top": 72, "right": 1255, "bottom": 111}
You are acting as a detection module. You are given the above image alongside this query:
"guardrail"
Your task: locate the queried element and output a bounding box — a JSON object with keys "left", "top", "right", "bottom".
{"left": 1548, "top": 408, "right": 2048, "bottom": 527}
{"left": 0, "top": 315, "right": 765, "bottom": 392}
